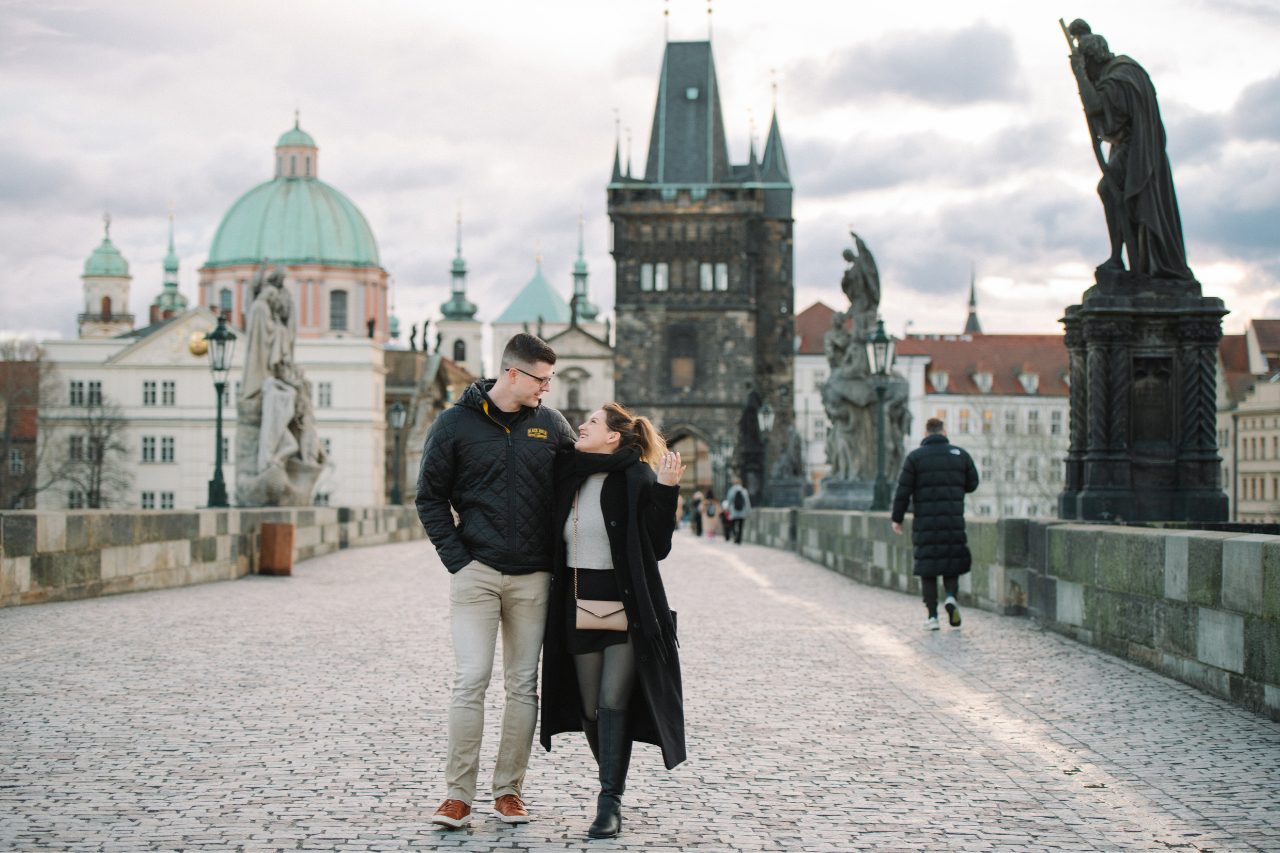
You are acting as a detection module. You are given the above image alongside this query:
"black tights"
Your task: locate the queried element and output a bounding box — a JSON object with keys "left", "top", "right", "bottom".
{"left": 574, "top": 639, "right": 637, "bottom": 720}
{"left": 922, "top": 575, "right": 959, "bottom": 617}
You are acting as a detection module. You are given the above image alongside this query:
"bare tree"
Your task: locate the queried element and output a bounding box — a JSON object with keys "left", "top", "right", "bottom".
{"left": 0, "top": 338, "right": 62, "bottom": 508}
{"left": 43, "top": 397, "right": 133, "bottom": 509}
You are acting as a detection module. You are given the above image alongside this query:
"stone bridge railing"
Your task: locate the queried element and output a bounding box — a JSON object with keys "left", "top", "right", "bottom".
{"left": 0, "top": 507, "right": 424, "bottom": 608}
{"left": 746, "top": 508, "right": 1279, "bottom": 722}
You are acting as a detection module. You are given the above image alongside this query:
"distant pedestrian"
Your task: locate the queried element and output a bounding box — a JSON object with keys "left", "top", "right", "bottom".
{"left": 689, "top": 490, "right": 704, "bottom": 537}
{"left": 890, "top": 418, "right": 979, "bottom": 631}
{"left": 702, "top": 490, "right": 720, "bottom": 539}
{"left": 724, "top": 477, "right": 751, "bottom": 545}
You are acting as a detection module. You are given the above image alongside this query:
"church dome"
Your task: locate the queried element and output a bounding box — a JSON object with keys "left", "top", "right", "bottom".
{"left": 204, "top": 122, "right": 381, "bottom": 269}
{"left": 84, "top": 232, "right": 129, "bottom": 277}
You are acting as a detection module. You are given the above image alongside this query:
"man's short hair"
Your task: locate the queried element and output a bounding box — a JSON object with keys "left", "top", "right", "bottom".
{"left": 925, "top": 418, "right": 945, "bottom": 435}
{"left": 500, "top": 333, "right": 556, "bottom": 369}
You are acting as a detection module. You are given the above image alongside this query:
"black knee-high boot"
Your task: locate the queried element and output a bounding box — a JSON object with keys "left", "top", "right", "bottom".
{"left": 588, "top": 708, "right": 630, "bottom": 838}
{"left": 581, "top": 715, "right": 599, "bottom": 763}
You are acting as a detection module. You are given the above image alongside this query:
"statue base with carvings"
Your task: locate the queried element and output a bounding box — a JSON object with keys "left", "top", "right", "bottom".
{"left": 1058, "top": 268, "right": 1228, "bottom": 523}
{"left": 805, "top": 478, "right": 876, "bottom": 510}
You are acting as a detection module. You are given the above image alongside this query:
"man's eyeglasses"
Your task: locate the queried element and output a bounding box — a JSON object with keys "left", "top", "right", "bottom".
{"left": 512, "top": 366, "right": 553, "bottom": 388}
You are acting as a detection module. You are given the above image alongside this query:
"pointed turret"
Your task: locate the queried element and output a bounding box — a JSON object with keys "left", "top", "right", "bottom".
{"left": 964, "top": 267, "right": 983, "bottom": 335}
{"left": 611, "top": 140, "right": 624, "bottom": 183}
{"left": 151, "top": 210, "right": 189, "bottom": 322}
{"left": 643, "top": 41, "right": 732, "bottom": 184}
{"left": 572, "top": 214, "right": 599, "bottom": 322}
{"left": 761, "top": 109, "right": 790, "bottom": 183}
{"left": 441, "top": 210, "right": 477, "bottom": 321}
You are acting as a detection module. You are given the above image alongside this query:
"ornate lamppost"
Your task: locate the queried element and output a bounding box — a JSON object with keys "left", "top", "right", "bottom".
{"left": 868, "top": 318, "right": 896, "bottom": 511}
{"left": 756, "top": 400, "right": 775, "bottom": 508}
{"left": 388, "top": 400, "right": 407, "bottom": 504}
{"left": 204, "top": 315, "right": 236, "bottom": 508}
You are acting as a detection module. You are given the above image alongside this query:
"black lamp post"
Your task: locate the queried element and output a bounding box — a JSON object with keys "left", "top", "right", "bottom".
{"left": 205, "top": 315, "right": 236, "bottom": 508}
{"left": 868, "top": 318, "right": 896, "bottom": 511}
{"left": 756, "top": 400, "right": 775, "bottom": 508}
{"left": 388, "top": 400, "right": 407, "bottom": 504}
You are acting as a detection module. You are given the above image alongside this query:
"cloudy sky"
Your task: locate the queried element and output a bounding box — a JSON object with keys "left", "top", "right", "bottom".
{"left": 2, "top": 0, "right": 1278, "bottom": 344}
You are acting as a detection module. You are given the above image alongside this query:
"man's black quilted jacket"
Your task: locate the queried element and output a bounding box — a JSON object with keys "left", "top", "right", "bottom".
{"left": 415, "top": 380, "right": 576, "bottom": 574}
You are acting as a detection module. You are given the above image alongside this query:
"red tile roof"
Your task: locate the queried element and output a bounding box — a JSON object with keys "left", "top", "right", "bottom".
{"left": 896, "top": 334, "right": 1069, "bottom": 397}
{"left": 796, "top": 302, "right": 840, "bottom": 355}
{"left": 1219, "top": 334, "right": 1255, "bottom": 405}
{"left": 1252, "top": 319, "right": 1280, "bottom": 354}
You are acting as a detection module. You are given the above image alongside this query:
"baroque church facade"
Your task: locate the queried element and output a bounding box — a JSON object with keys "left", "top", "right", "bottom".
{"left": 609, "top": 40, "right": 795, "bottom": 502}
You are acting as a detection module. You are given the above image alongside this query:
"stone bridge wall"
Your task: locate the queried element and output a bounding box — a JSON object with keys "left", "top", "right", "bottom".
{"left": 746, "top": 508, "right": 1280, "bottom": 722}
{"left": 0, "top": 507, "right": 424, "bottom": 608}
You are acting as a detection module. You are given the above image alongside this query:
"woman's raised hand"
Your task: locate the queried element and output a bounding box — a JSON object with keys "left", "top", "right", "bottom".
{"left": 657, "top": 450, "right": 685, "bottom": 486}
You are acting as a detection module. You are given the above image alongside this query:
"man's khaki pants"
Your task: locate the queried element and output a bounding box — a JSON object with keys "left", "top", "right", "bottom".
{"left": 445, "top": 562, "right": 551, "bottom": 805}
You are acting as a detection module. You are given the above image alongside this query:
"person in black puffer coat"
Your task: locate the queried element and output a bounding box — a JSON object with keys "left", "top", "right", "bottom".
{"left": 890, "top": 417, "right": 979, "bottom": 631}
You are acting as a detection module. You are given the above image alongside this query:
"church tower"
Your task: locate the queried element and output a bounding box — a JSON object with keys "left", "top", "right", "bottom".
{"left": 609, "top": 39, "right": 795, "bottom": 501}
{"left": 79, "top": 214, "right": 134, "bottom": 339}
{"left": 963, "top": 266, "right": 982, "bottom": 335}
{"left": 150, "top": 210, "right": 189, "bottom": 324}
{"left": 437, "top": 211, "right": 484, "bottom": 377}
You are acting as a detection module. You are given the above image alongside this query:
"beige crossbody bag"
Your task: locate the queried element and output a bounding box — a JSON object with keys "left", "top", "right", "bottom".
{"left": 573, "top": 487, "right": 628, "bottom": 632}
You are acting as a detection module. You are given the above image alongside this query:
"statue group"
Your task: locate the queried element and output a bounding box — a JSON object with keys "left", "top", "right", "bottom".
{"left": 234, "top": 264, "right": 328, "bottom": 506}
{"left": 809, "top": 232, "right": 910, "bottom": 509}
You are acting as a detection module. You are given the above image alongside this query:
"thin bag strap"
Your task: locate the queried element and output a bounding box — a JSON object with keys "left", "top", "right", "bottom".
{"left": 573, "top": 488, "right": 579, "bottom": 600}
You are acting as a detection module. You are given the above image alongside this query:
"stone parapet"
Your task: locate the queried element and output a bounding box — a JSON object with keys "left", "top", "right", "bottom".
{"left": 745, "top": 507, "right": 1280, "bottom": 721}
{"left": 0, "top": 506, "right": 424, "bottom": 608}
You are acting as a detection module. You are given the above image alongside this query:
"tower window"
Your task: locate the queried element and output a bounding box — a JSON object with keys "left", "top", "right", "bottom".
{"left": 453, "top": 339, "right": 467, "bottom": 363}
{"left": 640, "top": 263, "right": 653, "bottom": 292}
{"left": 716, "top": 263, "right": 728, "bottom": 291}
{"left": 329, "top": 290, "right": 348, "bottom": 331}
{"left": 101, "top": 295, "right": 112, "bottom": 319}
{"left": 219, "top": 288, "right": 233, "bottom": 314}
{"left": 669, "top": 325, "right": 696, "bottom": 390}
{"left": 290, "top": 154, "right": 297, "bottom": 176}
{"left": 655, "top": 263, "right": 669, "bottom": 292}
{"left": 700, "top": 263, "right": 713, "bottom": 291}
{"left": 305, "top": 155, "right": 311, "bottom": 177}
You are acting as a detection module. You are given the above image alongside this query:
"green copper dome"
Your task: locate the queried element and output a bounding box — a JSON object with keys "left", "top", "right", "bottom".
{"left": 276, "top": 125, "right": 316, "bottom": 148}
{"left": 495, "top": 261, "right": 571, "bottom": 324}
{"left": 205, "top": 177, "right": 381, "bottom": 268}
{"left": 84, "top": 235, "right": 129, "bottom": 277}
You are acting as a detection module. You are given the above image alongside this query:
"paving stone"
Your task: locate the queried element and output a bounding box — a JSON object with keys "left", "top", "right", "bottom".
{"left": 1, "top": 531, "right": 1278, "bottom": 851}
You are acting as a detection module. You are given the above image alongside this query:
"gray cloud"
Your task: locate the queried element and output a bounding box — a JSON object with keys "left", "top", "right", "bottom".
{"left": 789, "top": 22, "right": 1024, "bottom": 108}
{"left": 1233, "top": 73, "right": 1280, "bottom": 142}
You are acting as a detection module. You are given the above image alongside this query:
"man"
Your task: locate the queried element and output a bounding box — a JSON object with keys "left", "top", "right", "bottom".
{"left": 416, "top": 333, "right": 576, "bottom": 829}
{"left": 723, "top": 476, "right": 751, "bottom": 545}
{"left": 689, "top": 489, "right": 704, "bottom": 537}
{"left": 890, "top": 418, "right": 979, "bottom": 631}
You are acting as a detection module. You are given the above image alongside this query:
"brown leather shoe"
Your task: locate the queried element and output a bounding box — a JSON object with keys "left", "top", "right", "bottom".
{"left": 494, "top": 793, "right": 530, "bottom": 824}
{"left": 431, "top": 798, "right": 472, "bottom": 829}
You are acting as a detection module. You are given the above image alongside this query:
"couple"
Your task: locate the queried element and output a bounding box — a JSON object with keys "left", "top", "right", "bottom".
{"left": 415, "top": 333, "right": 685, "bottom": 839}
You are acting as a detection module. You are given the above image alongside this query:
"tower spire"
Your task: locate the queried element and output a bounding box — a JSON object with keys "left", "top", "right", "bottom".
{"left": 964, "top": 265, "right": 983, "bottom": 335}
{"left": 441, "top": 204, "right": 477, "bottom": 321}
{"left": 572, "top": 211, "right": 598, "bottom": 322}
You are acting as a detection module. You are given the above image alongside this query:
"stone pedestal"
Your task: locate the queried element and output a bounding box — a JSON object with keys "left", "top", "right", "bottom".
{"left": 765, "top": 477, "right": 806, "bottom": 508}
{"left": 805, "top": 478, "right": 875, "bottom": 510}
{"left": 1058, "top": 270, "right": 1227, "bottom": 523}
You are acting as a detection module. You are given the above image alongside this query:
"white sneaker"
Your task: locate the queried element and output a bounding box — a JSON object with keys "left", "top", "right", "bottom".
{"left": 923, "top": 616, "right": 940, "bottom": 631}
{"left": 944, "top": 595, "right": 962, "bottom": 627}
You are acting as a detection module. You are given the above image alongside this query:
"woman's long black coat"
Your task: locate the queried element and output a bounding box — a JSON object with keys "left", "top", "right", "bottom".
{"left": 890, "top": 433, "right": 980, "bottom": 578}
{"left": 539, "top": 459, "right": 686, "bottom": 770}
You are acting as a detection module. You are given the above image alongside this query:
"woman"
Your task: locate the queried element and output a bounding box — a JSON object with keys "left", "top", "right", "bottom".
{"left": 702, "top": 488, "right": 720, "bottom": 539}
{"left": 540, "top": 402, "right": 686, "bottom": 839}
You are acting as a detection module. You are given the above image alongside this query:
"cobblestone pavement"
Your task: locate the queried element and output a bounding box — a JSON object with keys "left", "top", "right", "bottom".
{"left": 2, "top": 530, "right": 1279, "bottom": 852}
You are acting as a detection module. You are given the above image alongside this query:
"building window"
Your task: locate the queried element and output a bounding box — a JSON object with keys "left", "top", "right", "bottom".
{"left": 101, "top": 295, "right": 113, "bottom": 319}
{"left": 980, "top": 456, "right": 992, "bottom": 479}
{"left": 1004, "top": 460, "right": 1016, "bottom": 482}
{"left": 219, "top": 288, "right": 233, "bottom": 314}
{"left": 161, "top": 492, "right": 175, "bottom": 509}
{"left": 290, "top": 154, "right": 297, "bottom": 176}
{"left": 567, "top": 378, "right": 582, "bottom": 410}
{"left": 318, "top": 382, "right": 333, "bottom": 408}
{"left": 1027, "top": 457, "right": 1039, "bottom": 481}
{"left": 700, "top": 262, "right": 714, "bottom": 292}
{"left": 9, "top": 449, "right": 24, "bottom": 474}
{"left": 161, "top": 436, "right": 175, "bottom": 463}
{"left": 1005, "top": 410, "right": 1017, "bottom": 435}
{"left": 982, "top": 410, "right": 994, "bottom": 434}
{"left": 321, "top": 437, "right": 332, "bottom": 456}
{"left": 222, "top": 436, "right": 230, "bottom": 461}
{"left": 70, "top": 380, "right": 85, "bottom": 406}
{"left": 162, "top": 381, "right": 175, "bottom": 406}
{"left": 958, "top": 409, "right": 971, "bottom": 434}
{"left": 640, "top": 263, "right": 653, "bottom": 292}
{"left": 314, "top": 492, "right": 331, "bottom": 506}
{"left": 69, "top": 435, "right": 84, "bottom": 461}
{"left": 88, "top": 381, "right": 102, "bottom": 406}
{"left": 655, "top": 262, "right": 669, "bottom": 292}
{"left": 329, "top": 290, "right": 348, "bottom": 331}
{"left": 1051, "top": 410, "right": 1063, "bottom": 436}
{"left": 142, "top": 436, "right": 156, "bottom": 463}
{"left": 141, "top": 491, "right": 155, "bottom": 510}
{"left": 453, "top": 339, "right": 466, "bottom": 363}
{"left": 1028, "top": 410, "right": 1041, "bottom": 435}
{"left": 143, "top": 381, "right": 157, "bottom": 406}
{"left": 68, "top": 489, "right": 86, "bottom": 509}
{"left": 715, "top": 262, "right": 729, "bottom": 291}
{"left": 669, "top": 326, "right": 696, "bottom": 390}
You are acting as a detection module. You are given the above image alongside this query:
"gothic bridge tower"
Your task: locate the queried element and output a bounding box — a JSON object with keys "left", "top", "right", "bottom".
{"left": 608, "top": 40, "right": 794, "bottom": 502}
